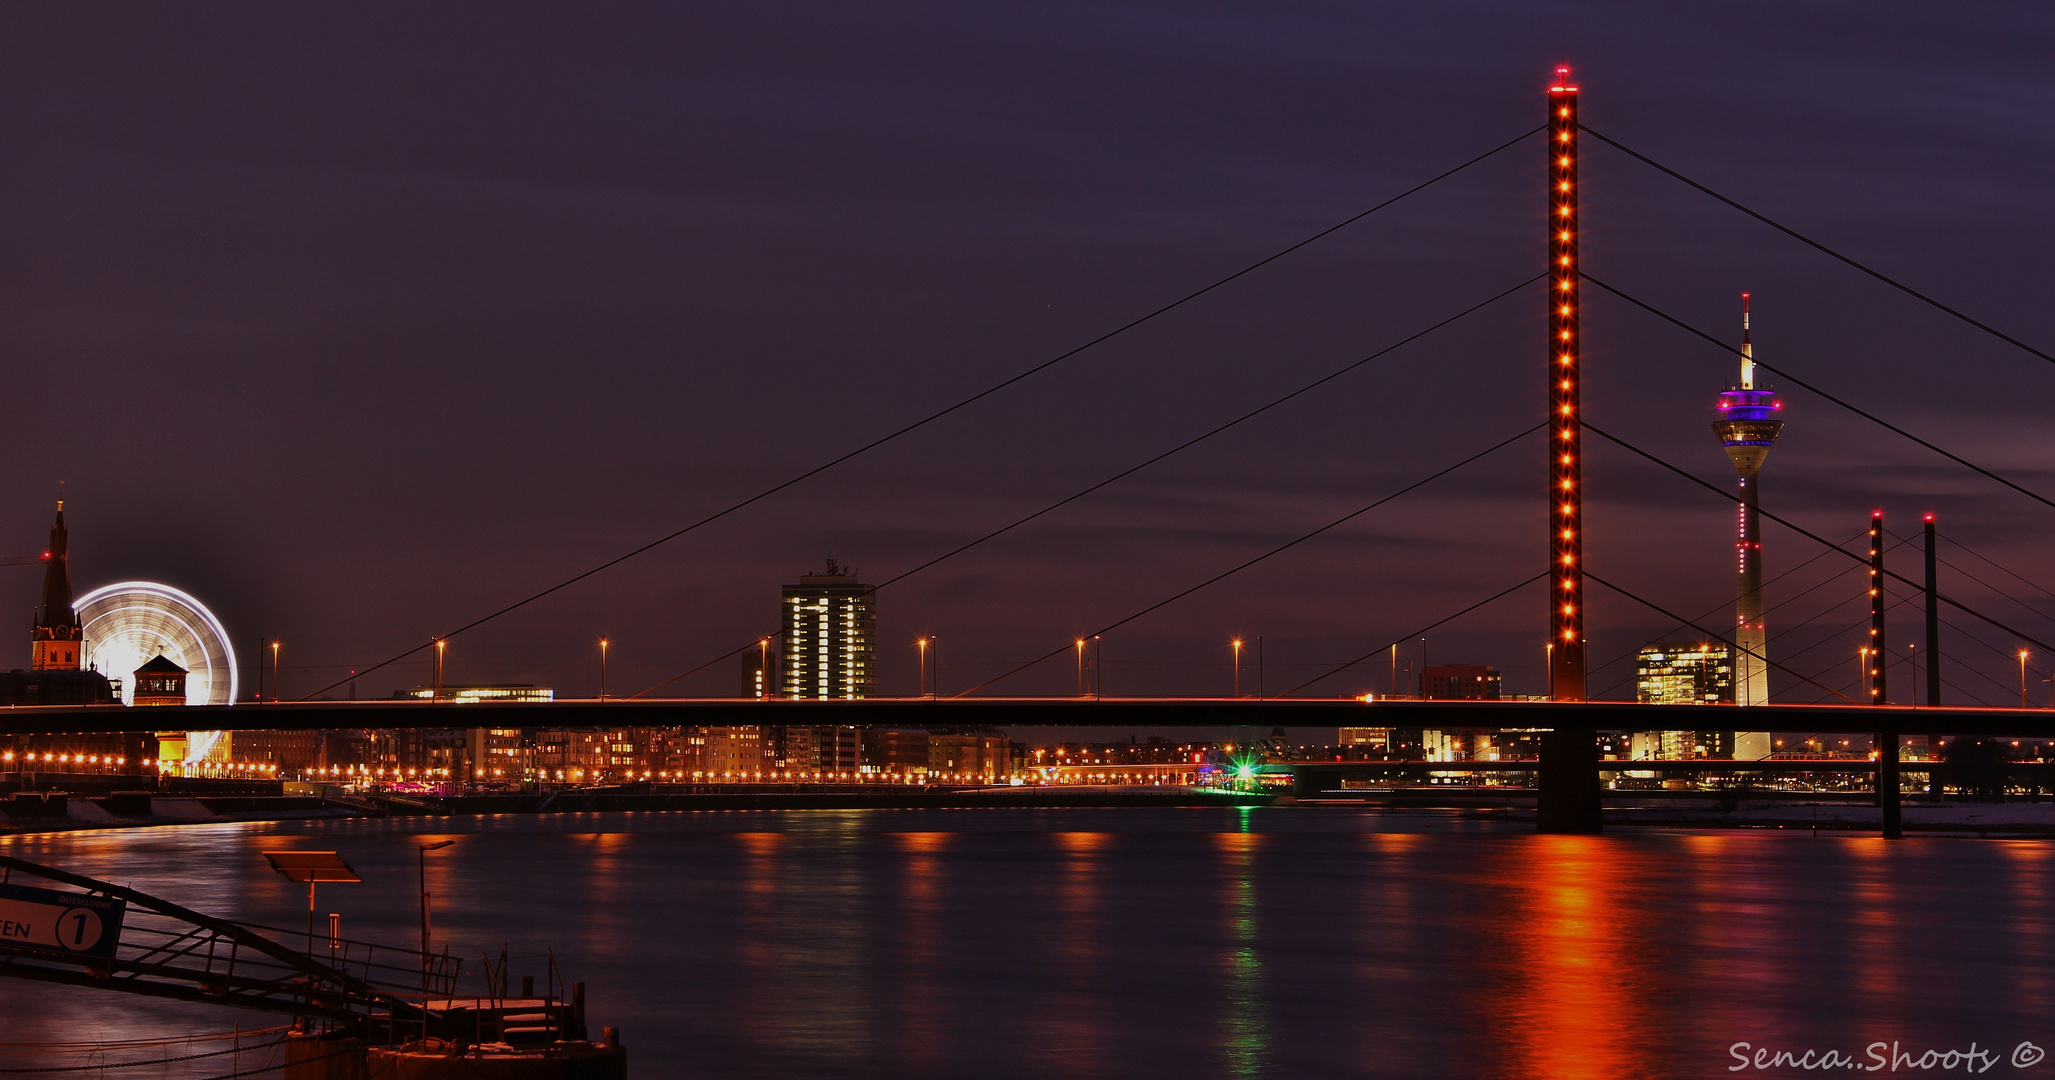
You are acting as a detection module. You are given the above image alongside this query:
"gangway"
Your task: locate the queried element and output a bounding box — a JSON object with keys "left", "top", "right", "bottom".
{"left": 0, "top": 854, "right": 460, "bottom": 1036}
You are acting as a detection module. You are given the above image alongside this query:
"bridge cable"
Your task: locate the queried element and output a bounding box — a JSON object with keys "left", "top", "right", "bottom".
{"left": 952, "top": 422, "right": 1549, "bottom": 697}
{"left": 302, "top": 124, "right": 1547, "bottom": 701}
{"left": 1925, "top": 548, "right": 2055, "bottom": 634}
{"left": 1583, "top": 126, "right": 2055, "bottom": 372}
{"left": 1277, "top": 571, "right": 1549, "bottom": 697}
{"left": 1939, "top": 533, "right": 2055, "bottom": 607}
{"left": 628, "top": 272, "right": 1547, "bottom": 698}
{"left": 1583, "top": 421, "right": 2055, "bottom": 658}
{"left": 1586, "top": 274, "right": 2055, "bottom": 513}
{"left": 1583, "top": 571, "right": 1859, "bottom": 703}
{"left": 1588, "top": 534, "right": 1866, "bottom": 699}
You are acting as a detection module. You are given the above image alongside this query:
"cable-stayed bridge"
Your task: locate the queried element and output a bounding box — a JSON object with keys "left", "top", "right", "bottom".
{"left": 10, "top": 68, "right": 2055, "bottom": 835}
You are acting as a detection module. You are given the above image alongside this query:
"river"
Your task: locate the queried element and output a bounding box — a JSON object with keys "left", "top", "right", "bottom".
{"left": 2, "top": 809, "right": 2050, "bottom": 1078}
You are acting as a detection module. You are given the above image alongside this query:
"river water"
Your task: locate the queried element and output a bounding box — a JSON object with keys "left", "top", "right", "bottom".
{"left": 2, "top": 809, "right": 2051, "bottom": 1078}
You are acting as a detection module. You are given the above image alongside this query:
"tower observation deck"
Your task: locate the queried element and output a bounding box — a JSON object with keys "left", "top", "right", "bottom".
{"left": 1712, "top": 296, "right": 1784, "bottom": 707}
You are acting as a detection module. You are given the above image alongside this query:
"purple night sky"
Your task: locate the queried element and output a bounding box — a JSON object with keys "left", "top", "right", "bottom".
{"left": 2, "top": 3, "right": 2051, "bottom": 707}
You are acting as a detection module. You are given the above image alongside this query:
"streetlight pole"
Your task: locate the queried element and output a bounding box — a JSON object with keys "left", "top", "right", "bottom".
{"left": 417, "top": 840, "right": 455, "bottom": 993}
{"left": 1231, "top": 639, "right": 1243, "bottom": 698}
{"left": 434, "top": 640, "right": 446, "bottom": 703}
{"left": 1074, "top": 639, "right": 1085, "bottom": 697}
{"left": 598, "top": 638, "right": 609, "bottom": 702}
{"left": 2022, "top": 651, "right": 2032, "bottom": 707}
{"left": 270, "top": 641, "right": 282, "bottom": 703}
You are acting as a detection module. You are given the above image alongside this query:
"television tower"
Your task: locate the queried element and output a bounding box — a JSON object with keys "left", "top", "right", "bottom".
{"left": 1712, "top": 295, "right": 1784, "bottom": 706}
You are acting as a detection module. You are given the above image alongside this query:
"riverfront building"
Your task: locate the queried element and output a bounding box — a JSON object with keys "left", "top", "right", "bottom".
{"left": 781, "top": 560, "right": 876, "bottom": 699}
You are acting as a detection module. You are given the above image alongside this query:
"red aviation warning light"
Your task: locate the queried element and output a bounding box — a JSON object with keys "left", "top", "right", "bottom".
{"left": 1547, "top": 66, "right": 1585, "bottom": 701}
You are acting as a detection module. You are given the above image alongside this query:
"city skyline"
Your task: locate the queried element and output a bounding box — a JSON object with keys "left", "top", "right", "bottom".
{"left": 0, "top": 6, "right": 2049, "bottom": 706}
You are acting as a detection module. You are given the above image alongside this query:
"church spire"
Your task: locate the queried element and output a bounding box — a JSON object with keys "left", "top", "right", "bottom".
{"left": 31, "top": 500, "right": 82, "bottom": 670}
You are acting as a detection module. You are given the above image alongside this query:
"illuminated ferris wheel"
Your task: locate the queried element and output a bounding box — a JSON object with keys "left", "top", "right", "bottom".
{"left": 74, "top": 582, "right": 238, "bottom": 707}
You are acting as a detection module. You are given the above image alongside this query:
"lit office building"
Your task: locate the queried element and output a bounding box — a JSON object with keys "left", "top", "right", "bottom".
{"left": 1636, "top": 643, "right": 1733, "bottom": 705}
{"left": 781, "top": 560, "right": 876, "bottom": 699}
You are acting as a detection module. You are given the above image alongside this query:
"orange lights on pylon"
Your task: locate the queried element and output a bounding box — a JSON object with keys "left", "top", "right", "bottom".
{"left": 1547, "top": 67, "right": 1585, "bottom": 701}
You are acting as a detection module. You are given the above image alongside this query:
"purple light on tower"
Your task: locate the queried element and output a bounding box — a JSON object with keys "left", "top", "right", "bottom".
{"left": 1712, "top": 294, "right": 1784, "bottom": 711}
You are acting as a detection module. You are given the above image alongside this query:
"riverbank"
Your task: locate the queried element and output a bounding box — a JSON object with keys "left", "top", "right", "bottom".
{"left": 0, "top": 783, "right": 1276, "bottom": 834}
{"left": 8, "top": 784, "right": 2052, "bottom": 836}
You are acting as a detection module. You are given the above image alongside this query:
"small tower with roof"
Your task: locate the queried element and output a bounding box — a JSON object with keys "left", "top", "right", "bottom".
{"left": 132, "top": 654, "right": 189, "bottom": 706}
{"left": 30, "top": 501, "right": 83, "bottom": 671}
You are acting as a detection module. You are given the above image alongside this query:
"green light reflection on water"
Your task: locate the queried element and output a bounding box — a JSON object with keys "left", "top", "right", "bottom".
{"left": 1220, "top": 808, "right": 1267, "bottom": 1078}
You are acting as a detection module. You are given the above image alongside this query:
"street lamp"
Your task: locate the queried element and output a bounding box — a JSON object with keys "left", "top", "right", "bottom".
{"left": 270, "top": 641, "right": 282, "bottom": 703}
{"left": 2022, "top": 650, "right": 2032, "bottom": 707}
{"left": 1075, "top": 638, "right": 1087, "bottom": 697}
{"left": 417, "top": 839, "right": 455, "bottom": 992}
{"left": 918, "top": 638, "right": 929, "bottom": 699}
{"left": 598, "top": 638, "right": 610, "bottom": 701}
{"left": 1231, "top": 639, "right": 1243, "bottom": 698}
{"left": 434, "top": 640, "right": 447, "bottom": 703}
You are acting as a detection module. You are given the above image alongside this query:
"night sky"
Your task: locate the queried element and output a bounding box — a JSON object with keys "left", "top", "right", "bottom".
{"left": 4, "top": 3, "right": 2052, "bottom": 708}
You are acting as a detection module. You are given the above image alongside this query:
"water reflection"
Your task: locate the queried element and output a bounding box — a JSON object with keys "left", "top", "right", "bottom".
{"left": 6, "top": 812, "right": 2055, "bottom": 1080}
{"left": 891, "top": 831, "right": 950, "bottom": 1070}
{"left": 1038, "top": 832, "right": 1110, "bottom": 1075}
{"left": 1214, "top": 830, "right": 1266, "bottom": 1078}
{"left": 1487, "top": 836, "right": 1647, "bottom": 1079}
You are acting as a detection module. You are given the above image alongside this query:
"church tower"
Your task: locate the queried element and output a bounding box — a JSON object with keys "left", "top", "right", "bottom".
{"left": 31, "top": 501, "right": 83, "bottom": 671}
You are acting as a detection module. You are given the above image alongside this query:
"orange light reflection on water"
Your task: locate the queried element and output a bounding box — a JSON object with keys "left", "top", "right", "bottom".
{"left": 1035, "top": 831, "right": 1111, "bottom": 1075}
{"left": 1486, "top": 836, "right": 1650, "bottom": 1079}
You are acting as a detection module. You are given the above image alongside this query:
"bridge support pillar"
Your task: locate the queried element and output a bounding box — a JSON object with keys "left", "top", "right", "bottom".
{"left": 1879, "top": 732, "right": 1902, "bottom": 839}
{"left": 1537, "top": 727, "right": 1602, "bottom": 834}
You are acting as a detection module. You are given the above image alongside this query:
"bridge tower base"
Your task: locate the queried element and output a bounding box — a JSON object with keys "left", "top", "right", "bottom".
{"left": 1879, "top": 731, "right": 1903, "bottom": 839}
{"left": 1536, "top": 727, "right": 1603, "bottom": 833}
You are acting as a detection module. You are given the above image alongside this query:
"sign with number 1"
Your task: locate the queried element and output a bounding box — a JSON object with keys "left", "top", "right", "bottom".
{"left": 0, "top": 882, "right": 127, "bottom": 960}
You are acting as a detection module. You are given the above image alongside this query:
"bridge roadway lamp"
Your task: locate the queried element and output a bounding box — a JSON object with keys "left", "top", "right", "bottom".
{"left": 262, "top": 851, "right": 361, "bottom": 957}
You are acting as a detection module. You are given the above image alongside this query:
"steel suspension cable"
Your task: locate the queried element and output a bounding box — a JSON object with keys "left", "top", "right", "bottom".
{"left": 1584, "top": 571, "right": 1858, "bottom": 703}
{"left": 1944, "top": 534, "right": 2055, "bottom": 606}
{"left": 1586, "top": 274, "right": 2055, "bottom": 513}
{"left": 629, "top": 273, "right": 1546, "bottom": 698}
{"left": 1584, "top": 420, "right": 2055, "bottom": 657}
{"left": 1583, "top": 126, "right": 2055, "bottom": 371}
{"left": 1279, "top": 572, "right": 1549, "bottom": 697}
{"left": 953, "top": 422, "right": 1548, "bottom": 697}
{"left": 1588, "top": 530, "right": 1864, "bottom": 698}
{"left": 305, "top": 125, "right": 1547, "bottom": 701}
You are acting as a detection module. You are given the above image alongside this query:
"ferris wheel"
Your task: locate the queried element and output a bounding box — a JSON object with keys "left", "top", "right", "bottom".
{"left": 74, "top": 582, "right": 238, "bottom": 707}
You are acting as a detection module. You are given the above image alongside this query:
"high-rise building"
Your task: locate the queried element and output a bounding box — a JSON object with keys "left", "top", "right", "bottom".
{"left": 1420, "top": 666, "right": 1501, "bottom": 700}
{"left": 1635, "top": 643, "right": 1734, "bottom": 705}
{"left": 781, "top": 560, "right": 875, "bottom": 699}
{"left": 741, "top": 641, "right": 778, "bottom": 699}
{"left": 1712, "top": 296, "right": 1784, "bottom": 707}
{"left": 31, "top": 502, "right": 82, "bottom": 672}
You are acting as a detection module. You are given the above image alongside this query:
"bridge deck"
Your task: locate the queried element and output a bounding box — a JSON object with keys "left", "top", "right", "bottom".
{"left": 2, "top": 697, "right": 2051, "bottom": 737}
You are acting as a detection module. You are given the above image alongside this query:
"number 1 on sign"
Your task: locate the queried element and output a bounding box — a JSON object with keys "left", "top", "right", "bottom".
{"left": 55, "top": 907, "right": 101, "bottom": 951}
